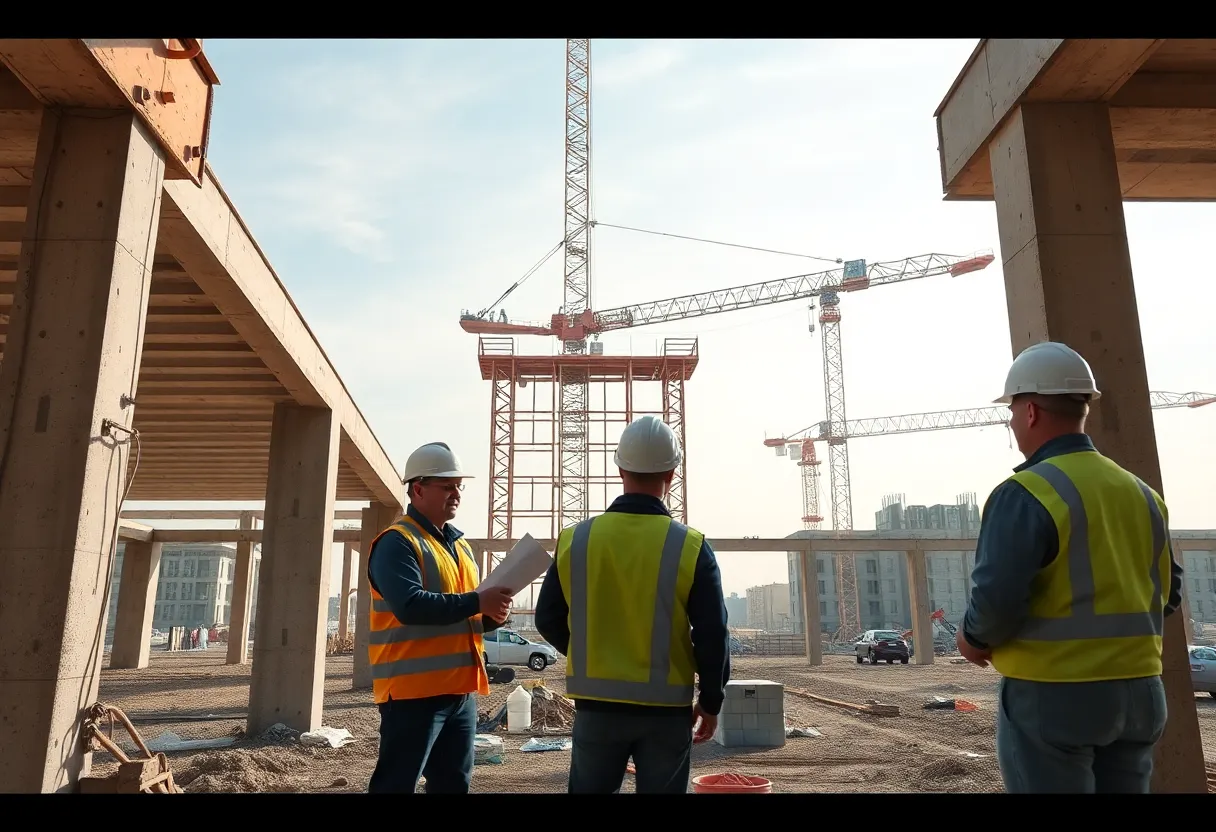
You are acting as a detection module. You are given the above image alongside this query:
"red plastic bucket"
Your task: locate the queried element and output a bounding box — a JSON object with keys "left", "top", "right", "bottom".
{"left": 692, "top": 773, "right": 773, "bottom": 793}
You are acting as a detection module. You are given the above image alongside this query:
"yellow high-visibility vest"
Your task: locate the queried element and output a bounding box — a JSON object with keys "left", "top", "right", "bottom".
{"left": 990, "top": 450, "right": 1172, "bottom": 683}
{"left": 367, "top": 516, "right": 488, "bottom": 703}
{"left": 556, "top": 511, "right": 702, "bottom": 707}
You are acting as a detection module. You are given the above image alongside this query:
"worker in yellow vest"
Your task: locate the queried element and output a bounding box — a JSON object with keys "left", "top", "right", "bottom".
{"left": 365, "top": 442, "right": 515, "bottom": 794}
{"left": 535, "top": 415, "right": 731, "bottom": 793}
{"left": 956, "top": 342, "right": 1184, "bottom": 793}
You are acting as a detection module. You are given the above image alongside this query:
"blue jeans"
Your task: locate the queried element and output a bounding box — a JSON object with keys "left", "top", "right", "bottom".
{"left": 568, "top": 707, "right": 693, "bottom": 794}
{"left": 996, "top": 675, "right": 1167, "bottom": 793}
{"left": 367, "top": 693, "right": 477, "bottom": 794}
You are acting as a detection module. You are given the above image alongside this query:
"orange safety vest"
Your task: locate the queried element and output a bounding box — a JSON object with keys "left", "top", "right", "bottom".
{"left": 367, "top": 515, "right": 488, "bottom": 703}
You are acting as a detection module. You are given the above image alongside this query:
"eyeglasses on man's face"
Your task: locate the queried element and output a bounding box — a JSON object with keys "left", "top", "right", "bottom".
{"left": 422, "top": 480, "right": 465, "bottom": 493}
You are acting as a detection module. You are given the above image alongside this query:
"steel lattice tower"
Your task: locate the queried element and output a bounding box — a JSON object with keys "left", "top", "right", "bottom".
{"left": 817, "top": 288, "right": 859, "bottom": 640}
{"left": 558, "top": 39, "right": 592, "bottom": 530}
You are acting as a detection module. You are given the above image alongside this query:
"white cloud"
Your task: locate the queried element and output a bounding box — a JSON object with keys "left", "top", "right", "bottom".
{"left": 594, "top": 41, "right": 686, "bottom": 88}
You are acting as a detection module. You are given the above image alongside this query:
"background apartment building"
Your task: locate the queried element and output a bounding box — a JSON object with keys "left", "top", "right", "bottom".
{"left": 1183, "top": 549, "right": 1216, "bottom": 624}
{"left": 746, "top": 582, "right": 792, "bottom": 631}
{"left": 105, "top": 542, "right": 261, "bottom": 645}
{"left": 724, "top": 592, "right": 748, "bottom": 627}
{"left": 786, "top": 493, "right": 979, "bottom": 636}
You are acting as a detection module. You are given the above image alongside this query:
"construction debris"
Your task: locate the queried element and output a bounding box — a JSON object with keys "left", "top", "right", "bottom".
{"left": 325, "top": 633, "right": 354, "bottom": 656}
{"left": 478, "top": 683, "right": 577, "bottom": 735}
{"left": 923, "top": 696, "right": 978, "bottom": 712}
{"left": 78, "top": 703, "right": 184, "bottom": 793}
{"left": 785, "top": 686, "right": 900, "bottom": 717}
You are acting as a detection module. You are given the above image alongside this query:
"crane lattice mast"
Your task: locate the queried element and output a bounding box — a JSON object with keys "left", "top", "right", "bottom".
{"left": 558, "top": 39, "right": 593, "bottom": 529}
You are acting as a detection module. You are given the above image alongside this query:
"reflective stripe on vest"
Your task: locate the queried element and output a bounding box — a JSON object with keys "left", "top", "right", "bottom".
{"left": 565, "top": 516, "right": 695, "bottom": 706}
{"left": 1015, "top": 460, "right": 1166, "bottom": 642}
{"left": 367, "top": 519, "right": 486, "bottom": 697}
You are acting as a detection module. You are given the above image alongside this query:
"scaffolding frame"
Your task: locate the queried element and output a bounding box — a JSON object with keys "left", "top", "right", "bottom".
{"left": 479, "top": 335, "right": 698, "bottom": 578}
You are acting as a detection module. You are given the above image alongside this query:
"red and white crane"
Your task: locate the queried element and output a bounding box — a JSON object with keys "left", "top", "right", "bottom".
{"left": 458, "top": 38, "right": 995, "bottom": 562}
{"left": 770, "top": 389, "right": 1216, "bottom": 530}
{"left": 765, "top": 390, "right": 1216, "bottom": 638}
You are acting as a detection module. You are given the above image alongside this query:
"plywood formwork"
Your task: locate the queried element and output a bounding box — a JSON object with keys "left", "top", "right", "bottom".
{"left": 936, "top": 38, "right": 1216, "bottom": 201}
{"left": 0, "top": 60, "right": 401, "bottom": 506}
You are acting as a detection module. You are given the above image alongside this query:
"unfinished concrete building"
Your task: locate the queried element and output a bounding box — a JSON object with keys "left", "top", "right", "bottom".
{"left": 934, "top": 36, "right": 1214, "bottom": 792}
{"left": 0, "top": 40, "right": 404, "bottom": 792}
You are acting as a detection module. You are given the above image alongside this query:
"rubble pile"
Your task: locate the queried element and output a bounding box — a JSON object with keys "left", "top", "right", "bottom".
{"left": 175, "top": 749, "right": 302, "bottom": 793}
{"left": 530, "top": 684, "right": 577, "bottom": 733}
{"left": 325, "top": 633, "right": 354, "bottom": 656}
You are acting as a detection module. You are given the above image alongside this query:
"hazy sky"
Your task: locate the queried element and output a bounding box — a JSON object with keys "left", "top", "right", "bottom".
{"left": 124, "top": 38, "right": 1216, "bottom": 598}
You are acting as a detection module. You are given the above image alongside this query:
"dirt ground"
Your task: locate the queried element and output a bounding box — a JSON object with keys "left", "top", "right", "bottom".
{"left": 92, "top": 648, "right": 1216, "bottom": 793}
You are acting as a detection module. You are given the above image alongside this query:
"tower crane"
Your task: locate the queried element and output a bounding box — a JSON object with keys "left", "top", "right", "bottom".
{"left": 458, "top": 38, "right": 995, "bottom": 541}
{"left": 765, "top": 391, "right": 1215, "bottom": 639}
{"left": 769, "top": 394, "right": 1216, "bottom": 535}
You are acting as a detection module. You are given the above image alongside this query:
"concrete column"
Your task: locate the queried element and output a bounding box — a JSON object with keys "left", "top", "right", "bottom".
{"left": 246, "top": 404, "right": 340, "bottom": 736}
{"left": 798, "top": 550, "right": 822, "bottom": 666}
{"left": 904, "top": 550, "right": 933, "bottom": 665}
{"left": 226, "top": 512, "right": 255, "bottom": 665}
{"left": 354, "top": 501, "right": 400, "bottom": 691}
{"left": 109, "top": 541, "right": 163, "bottom": 669}
{"left": 0, "top": 109, "right": 165, "bottom": 793}
{"left": 337, "top": 541, "right": 354, "bottom": 641}
{"left": 989, "top": 101, "right": 1206, "bottom": 793}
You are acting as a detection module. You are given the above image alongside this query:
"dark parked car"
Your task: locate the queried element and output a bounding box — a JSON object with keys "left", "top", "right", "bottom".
{"left": 855, "top": 629, "right": 910, "bottom": 665}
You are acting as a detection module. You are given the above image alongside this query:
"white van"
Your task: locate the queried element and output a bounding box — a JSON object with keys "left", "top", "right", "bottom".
{"left": 483, "top": 628, "right": 557, "bottom": 671}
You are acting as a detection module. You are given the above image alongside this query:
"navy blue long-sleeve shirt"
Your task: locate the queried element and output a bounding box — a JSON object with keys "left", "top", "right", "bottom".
{"left": 534, "top": 493, "right": 732, "bottom": 716}
{"left": 962, "top": 433, "right": 1184, "bottom": 652}
{"left": 367, "top": 504, "right": 504, "bottom": 633}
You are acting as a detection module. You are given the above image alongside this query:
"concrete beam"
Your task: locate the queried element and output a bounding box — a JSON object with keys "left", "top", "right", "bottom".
{"left": 0, "top": 39, "right": 217, "bottom": 185}
{"left": 158, "top": 169, "right": 402, "bottom": 510}
{"left": 936, "top": 39, "right": 1163, "bottom": 195}
{"left": 120, "top": 509, "right": 364, "bottom": 520}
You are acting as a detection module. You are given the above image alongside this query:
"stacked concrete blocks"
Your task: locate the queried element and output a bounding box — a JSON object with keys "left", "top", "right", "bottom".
{"left": 713, "top": 679, "right": 786, "bottom": 748}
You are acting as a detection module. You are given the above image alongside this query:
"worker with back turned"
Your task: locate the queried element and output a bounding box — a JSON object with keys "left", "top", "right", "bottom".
{"left": 535, "top": 415, "right": 731, "bottom": 794}
{"left": 955, "top": 342, "right": 1184, "bottom": 793}
{"left": 364, "top": 442, "right": 515, "bottom": 794}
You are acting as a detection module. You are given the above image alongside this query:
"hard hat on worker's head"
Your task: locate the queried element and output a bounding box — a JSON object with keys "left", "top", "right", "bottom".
{"left": 995, "top": 341, "right": 1101, "bottom": 404}
{"left": 614, "top": 415, "right": 682, "bottom": 474}
{"left": 401, "top": 442, "right": 473, "bottom": 484}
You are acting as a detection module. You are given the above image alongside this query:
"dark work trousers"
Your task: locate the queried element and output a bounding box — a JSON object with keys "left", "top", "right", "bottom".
{"left": 568, "top": 707, "right": 694, "bottom": 794}
{"left": 996, "top": 675, "right": 1168, "bottom": 793}
{"left": 367, "top": 693, "right": 478, "bottom": 794}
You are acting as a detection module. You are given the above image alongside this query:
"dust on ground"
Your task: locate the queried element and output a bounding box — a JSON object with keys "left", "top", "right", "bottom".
{"left": 93, "top": 649, "right": 1216, "bottom": 793}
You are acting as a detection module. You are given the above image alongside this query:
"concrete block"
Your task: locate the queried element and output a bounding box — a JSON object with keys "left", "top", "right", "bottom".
{"left": 723, "top": 713, "right": 742, "bottom": 730}
{"left": 758, "top": 712, "right": 785, "bottom": 732}
{"left": 735, "top": 697, "right": 758, "bottom": 714}
{"left": 741, "top": 713, "right": 758, "bottom": 731}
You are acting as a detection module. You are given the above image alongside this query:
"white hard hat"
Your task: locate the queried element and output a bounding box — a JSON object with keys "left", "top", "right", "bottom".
{"left": 614, "top": 415, "right": 682, "bottom": 474}
{"left": 401, "top": 442, "right": 473, "bottom": 483}
{"left": 995, "top": 341, "right": 1101, "bottom": 404}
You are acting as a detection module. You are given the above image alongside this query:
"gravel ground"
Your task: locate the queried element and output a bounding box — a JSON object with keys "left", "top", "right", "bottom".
{"left": 91, "top": 649, "right": 1216, "bottom": 793}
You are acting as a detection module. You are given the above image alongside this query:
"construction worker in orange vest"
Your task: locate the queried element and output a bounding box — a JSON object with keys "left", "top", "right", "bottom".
{"left": 365, "top": 442, "right": 514, "bottom": 794}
